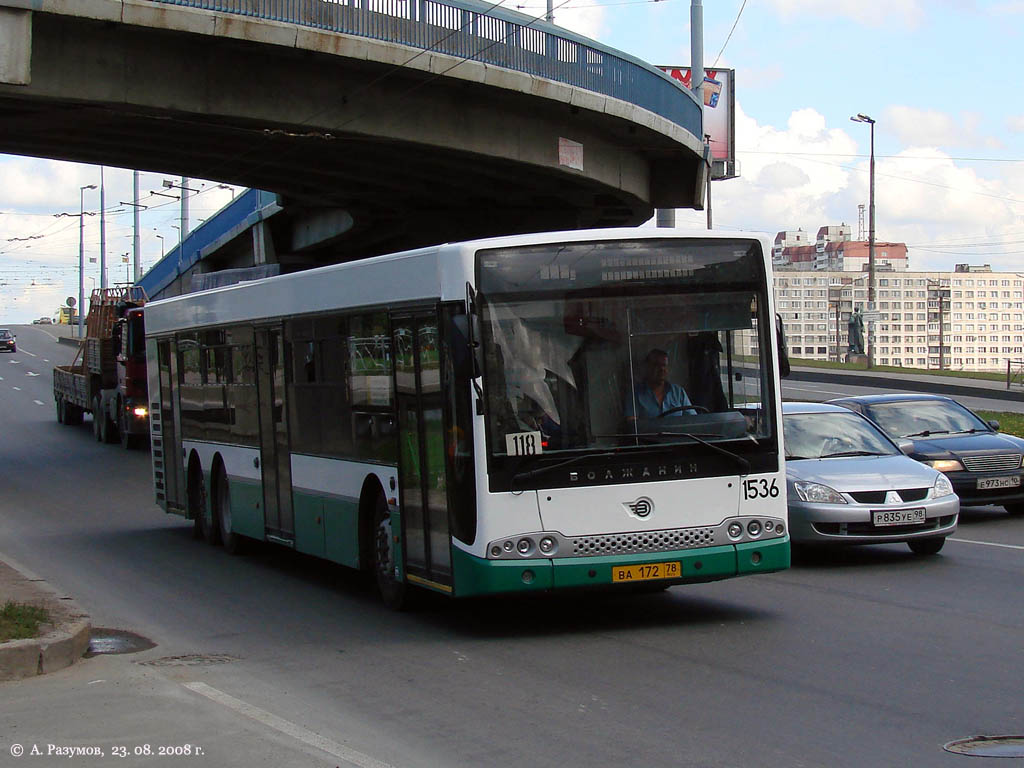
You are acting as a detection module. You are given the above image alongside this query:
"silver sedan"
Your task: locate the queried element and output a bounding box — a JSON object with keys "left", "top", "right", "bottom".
{"left": 784, "top": 402, "right": 959, "bottom": 555}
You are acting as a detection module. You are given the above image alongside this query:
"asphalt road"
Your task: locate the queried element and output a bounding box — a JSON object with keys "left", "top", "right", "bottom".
{"left": 2, "top": 324, "right": 1023, "bottom": 768}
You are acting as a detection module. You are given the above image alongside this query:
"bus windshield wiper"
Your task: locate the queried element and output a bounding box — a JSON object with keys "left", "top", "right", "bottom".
{"left": 629, "top": 431, "right": 751, "bottom": 475}
{"left": 510, "top": 451, "right": 619, "bottom": 488}
{"left": 902, "top": 429, "right": 950, "bottom": 438}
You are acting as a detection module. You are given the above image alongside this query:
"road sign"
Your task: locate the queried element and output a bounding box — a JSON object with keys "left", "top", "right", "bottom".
{"left": 861, "top": 311, "right": 881, "bottom": 323}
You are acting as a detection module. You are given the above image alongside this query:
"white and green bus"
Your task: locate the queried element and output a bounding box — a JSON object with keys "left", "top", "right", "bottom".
{"left": 146, "top": 228, "right": 791, "bottom": 607}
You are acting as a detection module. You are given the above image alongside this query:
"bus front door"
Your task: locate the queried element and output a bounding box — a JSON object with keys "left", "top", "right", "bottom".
{"left": 393, "top": 312, "right": 453, "bottom": 592}
{"left": 256, "top": 328, "right": 295, "bottom": 543}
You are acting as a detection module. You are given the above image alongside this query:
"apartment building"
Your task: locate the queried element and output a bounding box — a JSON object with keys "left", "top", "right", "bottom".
{"left": 775, "top": 268, "right": 1024, "bottom": 372}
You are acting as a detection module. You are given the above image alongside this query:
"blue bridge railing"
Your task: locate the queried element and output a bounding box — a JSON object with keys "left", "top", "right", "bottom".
{"left": 145, "top": 0, "right": 700, "bottom": 138}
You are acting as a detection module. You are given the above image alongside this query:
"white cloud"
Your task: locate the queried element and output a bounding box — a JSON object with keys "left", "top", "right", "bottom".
{"left": 1008, "top": 115, "right": 1024, "bottom": 133}
{"left": 991, "top": 1, "right": 1024, "bottom": 14}
{"left": 883, "top": 106, "right": 1002, "bottom": 150}
{"left": 669, "top": 106, "right": 1024, "bottom": 273}
{"left": 764, "top": 0, "right": 924, "bottom": 27}
{"left": 0, "top": 159, "right": 240, "bottom": 324}
{"left": 549, "top": 2, "right": 608, "bottom": 42}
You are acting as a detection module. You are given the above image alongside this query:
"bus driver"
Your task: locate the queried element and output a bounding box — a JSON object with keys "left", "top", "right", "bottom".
{"left": 624, "top": 348, "right": 694, "bottom": 423}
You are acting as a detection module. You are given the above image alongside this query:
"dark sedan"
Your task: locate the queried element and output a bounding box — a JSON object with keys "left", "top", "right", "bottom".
{"left": 829, "top": 394, "right": 1024, "bottom": 515}
{"left": 0, "top": 329, "right": 15, "bottom": 353}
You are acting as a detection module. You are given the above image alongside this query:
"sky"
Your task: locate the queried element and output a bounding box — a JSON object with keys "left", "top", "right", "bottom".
{"left": 1, "top": 0, "right": 1023, "bottom": 323}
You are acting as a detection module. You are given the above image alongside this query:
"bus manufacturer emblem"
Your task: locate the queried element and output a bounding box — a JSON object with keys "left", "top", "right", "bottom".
{"left": 624, "top": 497, "right": 654, "bottom": 519}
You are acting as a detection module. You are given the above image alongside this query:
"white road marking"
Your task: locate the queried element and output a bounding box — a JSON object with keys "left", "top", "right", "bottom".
{"left": 43, "top": 359, "right": 49, "bottom": 362}
{"left": 12, "top": 386, "right": 20, "bottom": 391}
{"left": 183, "top": 682, "right": 396, "bottom": 768}
{"left": 22, "top": 350, "right": 36, "bottom": 357}
{"left": 33, "top": 400, "right": 44, "bottom": 406}
{"left": 949, "top": 537, "right": 1024, "bottom": 551}
{"left": 8, "top": 359, "right": 20, "bottom": 364}
{"left": 25, "top": 372, "right": 39, "bottom": 377}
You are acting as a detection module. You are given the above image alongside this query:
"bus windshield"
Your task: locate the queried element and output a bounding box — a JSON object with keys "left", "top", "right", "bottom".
{"left": 478, "top": 239, "right": 776, "bottom": 479}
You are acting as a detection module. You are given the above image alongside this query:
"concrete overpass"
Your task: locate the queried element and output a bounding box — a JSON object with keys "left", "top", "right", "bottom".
{"left": 0, "top": 0, "right": 707, "bottom": 261}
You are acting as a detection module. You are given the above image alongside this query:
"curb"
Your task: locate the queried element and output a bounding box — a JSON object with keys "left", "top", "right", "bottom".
{"left": 0, "top": 556, "right": 92, "bottom": 682}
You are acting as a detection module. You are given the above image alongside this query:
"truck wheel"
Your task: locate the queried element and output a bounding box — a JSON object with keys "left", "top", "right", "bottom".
{"left": 56, "top": 398, "right": 64, "bottom": 424}
{"left": 119, "top": 404, "right": 134, "bottom": 449}
{"left": 92, "top": 398, "right": 103, "bottom": 441}
{"left": 67, "top": 405, "right": 83, "bottom": 426}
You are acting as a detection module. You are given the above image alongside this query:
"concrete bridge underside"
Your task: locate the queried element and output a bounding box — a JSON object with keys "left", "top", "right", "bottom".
{"left": 0, "top": 1, "right": 705, "bottom": 261}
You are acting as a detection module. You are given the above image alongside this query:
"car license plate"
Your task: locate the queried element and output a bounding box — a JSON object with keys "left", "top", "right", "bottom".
{"left": 612, "top": 561, "right": 681, "bottom": 583}
{"left": 977, "top": 475, "right": 1021, "bottom": 490}
{"left": 872, "top": 508, "right": 926, "bottom": 527}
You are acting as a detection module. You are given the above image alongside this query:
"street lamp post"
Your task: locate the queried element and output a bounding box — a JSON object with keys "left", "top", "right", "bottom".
{"left": 78, "top": 183, "right": 97, "bottom": 338}
{"left": 850, "top": 112, "right": 876, "bottom": 368}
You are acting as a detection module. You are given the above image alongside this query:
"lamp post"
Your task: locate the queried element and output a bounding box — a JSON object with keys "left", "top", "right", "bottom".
{"left": 850, "top": 113, "right": 876, "bottom": 368}
{"left": 78, "top": 183, "right": 97, "bottom": 338}
{"left": 154, "top": 232, "right": 165, "bottom": 257}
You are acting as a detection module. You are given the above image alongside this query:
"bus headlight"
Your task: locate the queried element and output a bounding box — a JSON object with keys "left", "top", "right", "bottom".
{"left": 516, "top": 538, "right": 534, "bottom": 555}
{"left": 538, "top": 536, "right": 557, "bottom": 555}
{"left": 727, "top": 522, "right": 743, "bottom": 539}
{"left": 747, "top": 520, "right": 762, "bottom": 537}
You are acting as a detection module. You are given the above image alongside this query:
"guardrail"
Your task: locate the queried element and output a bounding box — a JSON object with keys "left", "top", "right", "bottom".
{"left": 1008, "top": 359, "right": 1024, "bottom": 390}
{"left": 146, "top": 0, "right": 699, "bottom": 134}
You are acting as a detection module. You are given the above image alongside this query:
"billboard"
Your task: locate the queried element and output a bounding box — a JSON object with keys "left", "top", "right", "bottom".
{"left": 657, "top": 67, "right": 737, "bottom": 180}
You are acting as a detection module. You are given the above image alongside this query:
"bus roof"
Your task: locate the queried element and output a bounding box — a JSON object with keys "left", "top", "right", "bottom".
{"left": 145, "top": 227, "right": 773, "bottom": 335}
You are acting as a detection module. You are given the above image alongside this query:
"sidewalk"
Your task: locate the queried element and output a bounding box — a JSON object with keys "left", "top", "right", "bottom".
{"left": 0, "top": 555, "right": 91, "bottom": 681}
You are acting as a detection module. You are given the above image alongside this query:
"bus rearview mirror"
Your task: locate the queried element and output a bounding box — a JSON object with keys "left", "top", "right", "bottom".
{"left": 449, "top": 314, "right": 483, "bottom": 380}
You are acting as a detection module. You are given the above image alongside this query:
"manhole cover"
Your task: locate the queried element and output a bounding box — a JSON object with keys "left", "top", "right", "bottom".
{"left": 139, "top": 654, "right": 239, "bottom": 667}
{"left": 944, "top": 736, "right": 1024, "bottom": 758}
{"left": 87, "top": 628, "right": 157, "bottom": 656}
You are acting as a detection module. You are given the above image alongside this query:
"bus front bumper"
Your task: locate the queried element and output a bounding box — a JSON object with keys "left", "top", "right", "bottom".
{"left": 451, "top": 537, "right": 790, "bottom": 598}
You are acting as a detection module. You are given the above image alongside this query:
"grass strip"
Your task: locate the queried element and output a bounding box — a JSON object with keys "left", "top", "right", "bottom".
{"left": 976, "top": 410, "right": 1024, "bottom": 439}
{"left": 0, "top": 601, "right": 51, "bottom": 642}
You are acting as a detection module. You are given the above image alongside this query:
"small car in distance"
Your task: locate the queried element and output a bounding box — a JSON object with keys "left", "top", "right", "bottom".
{"left": 829, "top": 394, "right": 1024, "bottom": 515}
{"left": 784, "top": 402, "right": 958, "bottom": 555}
{"left": 0, "top": 329, "right": 15, "bottom": 353}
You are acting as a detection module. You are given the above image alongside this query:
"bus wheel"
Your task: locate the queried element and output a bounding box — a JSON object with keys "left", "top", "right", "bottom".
{"left": 373, "top": 494, "right": 408, "bottom": 610}
{"left": 92, "top": 398, "right": 103, "bottom": 441}
{"left": 190, "top": 463, "right": 215, "bottom": 544}
{"left": 215, "top": 466, "right": 243, "bottom": 555}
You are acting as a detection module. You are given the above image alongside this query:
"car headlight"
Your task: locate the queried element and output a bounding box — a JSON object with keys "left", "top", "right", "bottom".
{"left": 926, "top": 459, "right": 964, "bottom": 472}
{"left": 932, "top": 474, "right": 954, "bottom": 498}
{"left": 794, "top": 481, "right": 847, "bottom": 504}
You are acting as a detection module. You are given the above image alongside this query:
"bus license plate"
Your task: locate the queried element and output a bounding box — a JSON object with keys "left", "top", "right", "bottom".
{"left": 872, "top": 508, "right": 926, "bottom": 527}
{"left": 612, "top": 561, "right": 681, "bottom": 583}
{"left": 977, "top": 475, "right": 1021, "bottom": 490}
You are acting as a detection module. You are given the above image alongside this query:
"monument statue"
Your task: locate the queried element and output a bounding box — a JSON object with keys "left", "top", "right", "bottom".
{"left": 847, "top": 308, "right": 865, "bottom": 355}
